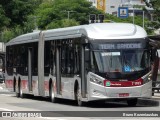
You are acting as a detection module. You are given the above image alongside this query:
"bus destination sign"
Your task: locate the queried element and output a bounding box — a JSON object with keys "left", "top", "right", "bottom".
{"left": 99, "top": 43, "right": 142, "bottom": 50}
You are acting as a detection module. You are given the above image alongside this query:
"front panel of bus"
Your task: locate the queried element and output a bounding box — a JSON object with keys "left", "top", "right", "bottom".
{"left": 87, "top": 38, "right": 152, "bottom": 100}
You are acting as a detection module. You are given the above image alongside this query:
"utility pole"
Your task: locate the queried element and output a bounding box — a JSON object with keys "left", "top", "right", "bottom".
{"left": 143, "top": 11, "right": 145, "bottom": 28}
{"left": 64, "top": 10, "right": 76, "bottom": 19}
{"left": 33, "top": 16, "right": 39, "bottom": 30}
{"left": 133, "top": 7, "right": 135, "bottom": 24}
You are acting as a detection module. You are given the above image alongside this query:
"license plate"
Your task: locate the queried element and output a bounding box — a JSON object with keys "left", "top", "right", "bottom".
{"left": 119, "top": 93, "right": 129, "bottom": 97}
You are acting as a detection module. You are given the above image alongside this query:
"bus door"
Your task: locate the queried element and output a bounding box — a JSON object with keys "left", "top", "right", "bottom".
{"left": 28, "top": 48, "right": 32, "bottom": 91}
{"left": 81, "top": 45, "right": 88, "bottom": 98}
{"left": 56, "top": 45, "right": 61, "bottom": 95}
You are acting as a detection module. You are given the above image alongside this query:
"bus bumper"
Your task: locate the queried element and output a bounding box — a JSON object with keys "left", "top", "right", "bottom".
{"left": 88, "top": 80, "right": 152, "bottom": 101}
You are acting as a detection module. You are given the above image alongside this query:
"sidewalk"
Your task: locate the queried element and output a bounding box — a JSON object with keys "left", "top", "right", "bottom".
{"left": 152, "top": 93, "right": 160, "bottom": 99}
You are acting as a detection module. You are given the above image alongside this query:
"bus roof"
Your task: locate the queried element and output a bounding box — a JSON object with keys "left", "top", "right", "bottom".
{"left": 6, "top": 31, "right": 40, "bottom": 46}
{"left": 6, "top": 23, "right": 147, "bottom": 46}
{"left": 44, "top": 23, "right": 147, "bottom": 40}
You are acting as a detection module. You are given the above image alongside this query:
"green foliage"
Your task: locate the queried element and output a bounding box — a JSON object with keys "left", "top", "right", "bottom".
{"left": 0, "top": 0, "right": 41, "bottom": 27}
{"left": 144, "top": 0, "right": 160, "bottom": 33}
{"left": 0, "top": 5, "right": 10, "bottom": 31}
{"left": 1, "top": 29, "right": 15, "bottom": 42}
{"left": 0, "top": 0, "right": 157, "bottom": 42}
{"left": 46, "top": 19, "right": 79, "bottom": 29}
{"left": 0, "top": 0, "right": 43, "bottom": 42}
{"left": 35, "top": 0, "right": 102, "bottom": 29}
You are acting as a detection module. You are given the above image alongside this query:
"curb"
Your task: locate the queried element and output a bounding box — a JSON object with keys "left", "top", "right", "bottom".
{"left": 138, "top": 98, "right": 159, "bottom": 106}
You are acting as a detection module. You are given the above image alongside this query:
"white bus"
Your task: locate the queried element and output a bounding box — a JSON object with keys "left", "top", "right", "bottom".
{"left": 5, "top": 23, "right": 152, "bottom": 106}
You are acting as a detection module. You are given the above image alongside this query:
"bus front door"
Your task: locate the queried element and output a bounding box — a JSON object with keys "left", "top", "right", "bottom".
{"left": 28, "top": 48, "right": 32, "bottom": 91}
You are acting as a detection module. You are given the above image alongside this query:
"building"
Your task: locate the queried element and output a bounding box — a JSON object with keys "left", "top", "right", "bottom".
{"left": 88, "top": 0, "right": 106, "bottom": 13}
{"left": 88, "top": 0, "right": 151, "bottom": 16}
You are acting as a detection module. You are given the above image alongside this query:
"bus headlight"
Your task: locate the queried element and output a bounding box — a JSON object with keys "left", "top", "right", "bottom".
{"left": 90, "top": 77, "right": 103, "bottom": 86}
{"left": 143, "top": 73, "right": 152, "bottom": 84}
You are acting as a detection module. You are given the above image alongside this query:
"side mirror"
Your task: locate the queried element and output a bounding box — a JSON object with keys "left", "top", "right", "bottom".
{"left": 151, "top": 49, "right": 157, "bottom": 62}
{"left": 85, "top": 48, "right": 90, "bottom": 71}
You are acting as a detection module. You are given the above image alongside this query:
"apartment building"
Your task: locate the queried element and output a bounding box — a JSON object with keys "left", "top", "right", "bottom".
{"left": 88, "top": 0, "right": 150, "bottom": 16}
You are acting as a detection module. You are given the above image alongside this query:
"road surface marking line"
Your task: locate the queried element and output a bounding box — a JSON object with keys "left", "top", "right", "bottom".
{"left": 0, "top": 94, "right": 13, "bottom": 96}
{"left": 0, "top": 108, "right": 13, "bottom": 111}
{"left": 40, "top": 117, "right": 66, "bottom": 120}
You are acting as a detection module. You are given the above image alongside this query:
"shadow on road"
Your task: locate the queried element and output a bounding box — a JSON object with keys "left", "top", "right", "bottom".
{"left": 12, "top": 94, "right": 159, "bottom": 108}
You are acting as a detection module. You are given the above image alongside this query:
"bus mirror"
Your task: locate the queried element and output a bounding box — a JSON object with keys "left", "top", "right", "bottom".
{"left": 85, "top": 49, "right": 90, "bottom": 71}
{"left": 85, "top": 49, "right": 90, "bottom": 62}
{"left": 151, "top": 49, "right": 157, "bottom": 62}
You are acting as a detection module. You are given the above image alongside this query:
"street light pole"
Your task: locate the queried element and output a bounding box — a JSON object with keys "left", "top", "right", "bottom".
{"left": 143, "top": 11, "right": 145, "bottom": 28}
{"left": 133, "top": 8, "right": 135, "bottom": 24}
{"left": 64, "top": 10, "right": 75, "bottom": 19}
{"left": 33, "top": 16, "right": 38, "bottom": 30}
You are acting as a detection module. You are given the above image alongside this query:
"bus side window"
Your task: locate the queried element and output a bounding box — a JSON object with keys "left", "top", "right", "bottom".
{"left": 51, "top": 41, "right": 56, "bottom": 75}
{"left": 74, "top": 44, "right": 80, "bottom": 74}
{"left": 6, "top": 46, "right": 13, "bottom": 75}
{"left": 68, "top": 44, "right": 74, "bottom": 74}
{"left": 61, "top": 40, "right": 75, "bottom": 75}
{"left": 44, "top": 41, "right": 50, "bottom": 76}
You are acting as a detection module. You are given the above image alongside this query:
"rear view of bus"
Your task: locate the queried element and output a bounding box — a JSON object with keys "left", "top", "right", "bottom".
{"left": 86, "top": 23, "right": 152, "bottom": 106}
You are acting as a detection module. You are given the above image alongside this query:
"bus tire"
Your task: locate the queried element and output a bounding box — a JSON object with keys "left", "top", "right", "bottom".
{"left": 76, "top": 86, "right": 85, "bottom": 106}
{"left": 127, "top": 98, "right": 138, "bottom": 106}
{"left": 16, "top": 81, "right": 20, "bottom": 98}
{"left": 20, "top": 82, "right": 25, "bottom": 98}
{"left": 13, "top": 79, "right": 16, "bottom": 92}
{"left": 50, "top": 83, "right": 57, "bottom": 103}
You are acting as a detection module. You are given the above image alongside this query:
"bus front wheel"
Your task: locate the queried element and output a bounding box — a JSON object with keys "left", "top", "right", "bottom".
{"left": 50, "top": 83, "right": 57, "bottom": 103}
{"left": 20, "top": 82, "right": 25, "bottom": 98}
{"left": 76, "top": 86, "right": 85, "bottom": 106}
{"left": 16, "top": 81, "right": 20, "bottom": 97}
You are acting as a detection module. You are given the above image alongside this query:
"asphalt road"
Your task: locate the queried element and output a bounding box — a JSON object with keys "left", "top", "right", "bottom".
{"left": 0, "top": 83, "right": 160, "bottom": 120}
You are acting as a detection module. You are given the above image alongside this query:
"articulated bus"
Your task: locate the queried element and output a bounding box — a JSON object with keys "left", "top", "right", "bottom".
{"left": 5, "top": 23, "right": 153, "bottom": 106}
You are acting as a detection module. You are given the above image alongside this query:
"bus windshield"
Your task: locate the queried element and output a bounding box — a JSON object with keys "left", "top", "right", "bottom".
{"left": 93, "top": 50, "right": 150, "bottom": 73}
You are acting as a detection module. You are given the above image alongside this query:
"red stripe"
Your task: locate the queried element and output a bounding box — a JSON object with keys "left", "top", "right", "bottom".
{"left": 44, "top": 81, "right": 49, "bottom": 91}
{"left": 21, "top": 80, "right": 28, "bottom": 89}
{"left": 104, "top": 78, "right": 143, "bottom": 87}
{"left": 5, "top": 80, "right": 13, "bottom": 88}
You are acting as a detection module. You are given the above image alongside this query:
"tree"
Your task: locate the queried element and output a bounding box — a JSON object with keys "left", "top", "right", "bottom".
{"left": 0, "top": 0, "right": 43, "bottom": 42}
{"left": 0, "top": 5, "right": 10, "bottom": 31}
{"left": 0, "top": 0, "right": 42, "bottom": 28}
{"left": 144, "top": 0, "right": 160, "bottom": 30}
{"left": 34, "top": 0, "right": 103, "bottom": 29}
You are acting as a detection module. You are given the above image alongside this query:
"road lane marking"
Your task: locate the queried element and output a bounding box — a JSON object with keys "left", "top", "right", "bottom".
{"left": 0, "top": 94, "right": 13, "bottom": 96}
{"left": 40, "top": 117, "right": 66, "bottom": 120}
{"left": 0, "top": 108, "right": 13, "bottom": 111}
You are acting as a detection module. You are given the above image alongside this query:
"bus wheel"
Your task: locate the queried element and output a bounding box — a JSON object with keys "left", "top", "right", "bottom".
{"left": 20, "top": 83, "right": 24, "bottom": 98}
{"left": 127, "top": 98, "right": 138, "bottom": 106}
{"left": 16, "top": 81, "right": 20, "bottom": 98}
{"left": 76, "top": 86, "right": 85, "bottom": 106}
{"left": 50, "top": 83, "right": 57, "bottom": 103}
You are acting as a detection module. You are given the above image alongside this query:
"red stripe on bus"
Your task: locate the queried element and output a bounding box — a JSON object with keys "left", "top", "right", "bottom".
{"left": 21, "top": 80, "right": 28, "bottom": 89}
{"left": 5, "top": 80, "right": 13, "bottom": 88}
{"left": 44, "top": 81, "right": 49, "bottom": 91}
{"left": 104, "top": 78, "right": 143, "bottom": 87}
